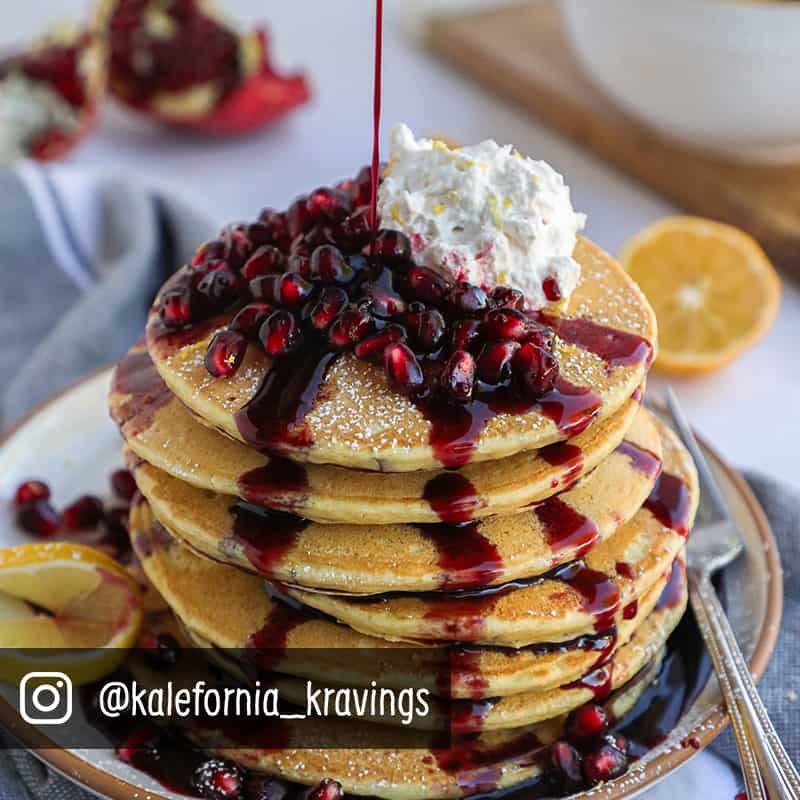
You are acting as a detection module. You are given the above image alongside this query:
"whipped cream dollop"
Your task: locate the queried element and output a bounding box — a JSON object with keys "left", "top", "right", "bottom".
{"left": 378, "top": 123, "right": 586, "bottom": 309}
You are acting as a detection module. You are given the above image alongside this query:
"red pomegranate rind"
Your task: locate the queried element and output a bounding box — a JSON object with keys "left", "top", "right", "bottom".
{"left": 0, "top": 29, "right": 104, "bottom": 161}
{"left": 102, "top": 0, "right": 309, "bottom": 134}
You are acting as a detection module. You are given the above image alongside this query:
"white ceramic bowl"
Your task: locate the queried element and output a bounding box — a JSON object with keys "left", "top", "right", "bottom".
{"left": 561, "top": 0, "right": 800, "bottom": 162}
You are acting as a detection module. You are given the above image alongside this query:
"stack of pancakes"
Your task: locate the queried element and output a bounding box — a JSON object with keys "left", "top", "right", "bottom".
{"left": 111, "top": 237, "right": 698, "bottom": 799}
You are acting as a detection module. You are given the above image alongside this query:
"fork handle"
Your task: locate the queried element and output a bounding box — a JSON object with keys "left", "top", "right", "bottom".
{"left": 689, "top": 570, "right": 800, "bottom": 800}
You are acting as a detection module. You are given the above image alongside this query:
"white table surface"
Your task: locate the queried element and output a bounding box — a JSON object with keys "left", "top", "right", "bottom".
{"left": 7, "top": 0, "right": 797, "bottom": 796}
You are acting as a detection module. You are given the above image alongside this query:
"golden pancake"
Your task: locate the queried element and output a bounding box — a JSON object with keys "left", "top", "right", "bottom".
{"left": 146, "top": 238, "right": 656, "bottom": 472}
{"left": 128, "top": 408, "right": 663, "bottom": 594}
{"left": 130, "top": 498, "right": 683, "bottom": 699}
{"left": 111, "top": 343, "right": 647, "bottom": 524}
{"left": 278, "top": 421, "right": 696, "bottom": 646}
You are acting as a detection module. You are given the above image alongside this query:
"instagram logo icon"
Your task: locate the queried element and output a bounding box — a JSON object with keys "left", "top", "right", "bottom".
{"left": 19, "top": 672, "right": 73, "bottom": 725}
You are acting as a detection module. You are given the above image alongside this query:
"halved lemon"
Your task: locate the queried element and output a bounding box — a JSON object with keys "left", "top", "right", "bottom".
{"left": 620, "top": 216, "right": 781, "bottom": 374}
{"left": 0, "top": 542, "right": 142, "bottom": 685}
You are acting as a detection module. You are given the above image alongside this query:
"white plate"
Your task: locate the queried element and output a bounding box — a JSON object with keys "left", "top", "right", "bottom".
{"left": 0, "top": 370, "right": 783, "bottom": 800}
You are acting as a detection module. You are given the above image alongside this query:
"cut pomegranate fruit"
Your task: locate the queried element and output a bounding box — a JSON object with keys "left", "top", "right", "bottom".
{"left": 230, "top": 302, "right": 274, "bottom": 339}
{"left": 565, "top": 704, "right": 609, "bottom": 744}
{"left": 205, "top": 330, "right": 248, "bottom": 378}
{"left": 111, "top": 469, "right": 137, "bottom": 501}
{"left": 581, "top": 742, "right": 628, "bottom": 786}
{"left": 441, "top": 350, "right": 476, "bottom": 403}
{"left": 242, "top": 246, "right": 285, "bottom": 279}
{"left": 276, "top": 273, "right": 314, "bottom": 309}
{"left": 159, "top": 289, "right": 193, "bottom": 328}
{"left": 192, "top": 758, "right": 245, "bottom": 800}
{"left": 17, "top": 500, "right": 61, "bottom": 537}
{"left": 0, "top": 26, "right": 104, "bottom": 161}
{"left": 450, "top": 319, "right": 482, "bottom": 353}
{"left": 62, "top": 495, "right": 105, "bottom": 531}
{"left": 260, "top": 310, "right": 302, "bottom": 357}
{"left": 102, "top": 1, "right": 309, "bottom": 134}
{"left": 385, "top": 343, "right": 424, "bottom": 397}
{"left": 13, "top": 479, "right": 50, "bottom": 506}
{"left": 476, "top": 341, "right": 519, "bottom": 384}
{"left": 548, "top": 741, "right": 583, "bottom": 794}
{"left": 306, "top": 188, "right": 351, "bottom": 223}
{"left": 354, "top": 324, "right": 406, "bottom": 363}
{"left": 406, "top": 266, "right": 451, "bottom": 306}
{"left": 338, "top": 206, "right": 372, "bottom": 249}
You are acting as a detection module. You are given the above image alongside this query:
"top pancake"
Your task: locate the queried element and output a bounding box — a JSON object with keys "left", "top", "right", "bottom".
{"left": 146, "top": 237, "right": 656, "bottom": 471}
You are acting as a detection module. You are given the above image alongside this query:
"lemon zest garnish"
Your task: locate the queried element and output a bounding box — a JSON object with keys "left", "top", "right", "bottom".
{"left": 433, "top": 139, "right": 452, "bottom": 153}
{"left": 487, "top": 195, "right": 504, "bottom": 231}
{"left": 498, "top": 270, "right": 508, "bottom": 284}
{"left": 383, "top": 156, "right": 397, "bottom": 178}
{"left": 447, "top": 190, "right": 460, "bottom": 205}
{"left": 503, "top": 197, "right": 513, "bottom": 210}
{"left": 432, "top": 203, "right": 446, "bottom": 215}
{"left": 391, "top": 203, "right": 405, "bottom": 226}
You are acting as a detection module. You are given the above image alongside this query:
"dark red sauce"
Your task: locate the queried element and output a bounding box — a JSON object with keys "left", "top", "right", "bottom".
{"left": 418, "top": 521, "right": 504, "bottom": 590}
{"left": 539, "top": 441, "right": 584, "bottom": 487}
{"left": 245, "top": 602, "right": 305, "bottom": 672}
{"left": 565, "top": 660, "right": 614, "bottom": 701}
{"left": 615, "top": 440, "right": 662, "bottom": 481}
{"left": 622, "top": 600, "right": 638, "bottom": 620}
{"left": 111, "top": 347, "right": 172, "bottom": 436}
{"left": 644, "top": 472, "right": 691, "bottom": 537}
{"left": 551, "top": 560, "right": 620, "bottom": 633}
{"left": 423, "top": 473, "right": 486, "bottom": 523}
{"left": 238, "top": 457, "right": 309, "bottom": 510}
{"left": 656, "top": 559, "right": 685, "bottom": 611}
{"left": 230, "top": 501, "right": 309, "bottom": 576}
{"left": 534, "top": 497, "right": 599, "bottom": 558}
{"left": 615, "top": 562, "right": 636, "bottom": 580}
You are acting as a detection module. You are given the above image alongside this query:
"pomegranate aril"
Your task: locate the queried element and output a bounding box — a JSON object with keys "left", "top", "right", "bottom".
{"left": 328, "top": 306, "right": 375, "bottom": 350}
{"left": 111, "top": 469, "right": 137, "bottom": 501}
{"left": 286, "top": 197, "right": 311, "bottom": 239}
{"left": 349, "top": 165, "right": 374, "bottom": 207}
{"left": 364, "top": 282, "right": 406, "bottom": 318}
{"left": 602, "top": 733, "right": 629, "bottom": 755}
{"left": 385, "top": 342, "right": 425, "bottom": 397}
{"left": 372, "top": 229, "right": 411, "bottom": 263}
{"left": 221, "top": 224, "right": 252, "bottom": 268}
{"left": 245, "top": 222, "right": 276, "bottom": 248}
{"left": 582, "top": 743, "right": 628, "bottom": 786}
{"left": 192, "top": 239, "right": 225, "bottom": 267}
{"left": 483, "top": 307, "right": 529, "bottom": 341}
{"left": 276, "top": 273, "right": 314, "bottom": 309}
{"left": 447, "top": 281, "right": 489, "bottom": 316}
{"left": 159, "top": 290, "right": 192, "bottom": 328}
{"left": 63, "top": 495, "right": 105, "bottom": 531}
{"left": 287, "top": 254, "right": 312, "bottom": 278}
{"left": 354, "top": 324, "right": 406, "bottom": 363}
{"left": 513, "top": 341, "right": 558, "bottom": 397}
{"left": 302, "top": 779, "right": 343, "bottom": 800}
{"left": 450, "top": 319, "right": 482, "bottom": 353}
{"left": 242, "top": 246, "right": 285, "bottom": 279}
{"left": 523, "top": 320, "right": 555, "bottom": 350}
{"left": 307, "top": 287, "right": 348, "bottom": 332}
{"left": 565, "top": 703, "right": 609, "bottom": 744}
{"left": 192, "top": 758, "right": 244, "bottom": 800}
{"left": 338, "top": 206, "right": 372, "bottom": 248}
{"left": 406, "top": 265, "right": 450, "bottom": 306}
{"left": 14, "top": 479, "right": 50, "bottom": 506}
{"left": 406, "top": 305, "right": 446, "bottom": 353}
{"left": 230, "top": 302, "right": 274, "bottom": 339}
{"left": 205, "top": 330, "right": 247, "bottom": 378}
{"left": 490, "top": 285, "right": 525, "bottom": 309}
{"left": 441, "top": 350, "right": 476, "bottom": 403}
{"left": 306, "top": 187, "right": 351, "bottom": 223}
{"left": 548, "top": 741, "right": 583, "bottom": 793}
{"left": 543, "top": 275, "right": 562, "bottom": 302}
{"left": 260, "top": 310, "right": 302, "bottom": 357}
{"left": 290, "top": 235, "right": 312, "bottom": 258}
{"left": 195, "top": 265, "right": 242, "bottom": 310}
{"left": 104, "top": 506, "right": 129, "bottom": 539}
{"left": 17, "top": 501, "right": 61, "bottom": 537}
{"left": 258, "top": 209, "right": 288, "bottom": 246}
{"left": 476, "top": 341, "right": 519, "bottom": 384}
{"left": 311, "top": 245, "right": 354, "bottom": 284}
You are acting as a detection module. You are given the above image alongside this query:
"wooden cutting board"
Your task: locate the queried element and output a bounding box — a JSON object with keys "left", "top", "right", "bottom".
{"left": 428, "top": 1, "right": 800, "bottom": 279}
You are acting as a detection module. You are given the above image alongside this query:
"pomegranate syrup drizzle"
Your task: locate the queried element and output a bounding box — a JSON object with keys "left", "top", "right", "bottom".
{"left": 644, "top": 471, "right": 692, "bottom": 537}
{"left": 111, "top": 347, "right": 173, "bottom": 437}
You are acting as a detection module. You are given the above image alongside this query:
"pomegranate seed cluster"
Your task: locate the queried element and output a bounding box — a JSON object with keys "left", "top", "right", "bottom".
{"left": 158, "top": 169, "right": 560, "bottom": 408}
{"left": 546, "top": 703, "right": 630, "bottom": 791}
{"left": 10, "top": 471, "right": 136, "bottom": 560}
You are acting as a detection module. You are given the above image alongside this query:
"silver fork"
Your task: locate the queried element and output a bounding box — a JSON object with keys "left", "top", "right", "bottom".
{"left": 664, "top": 387, "right": 800, "bottom": 800}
